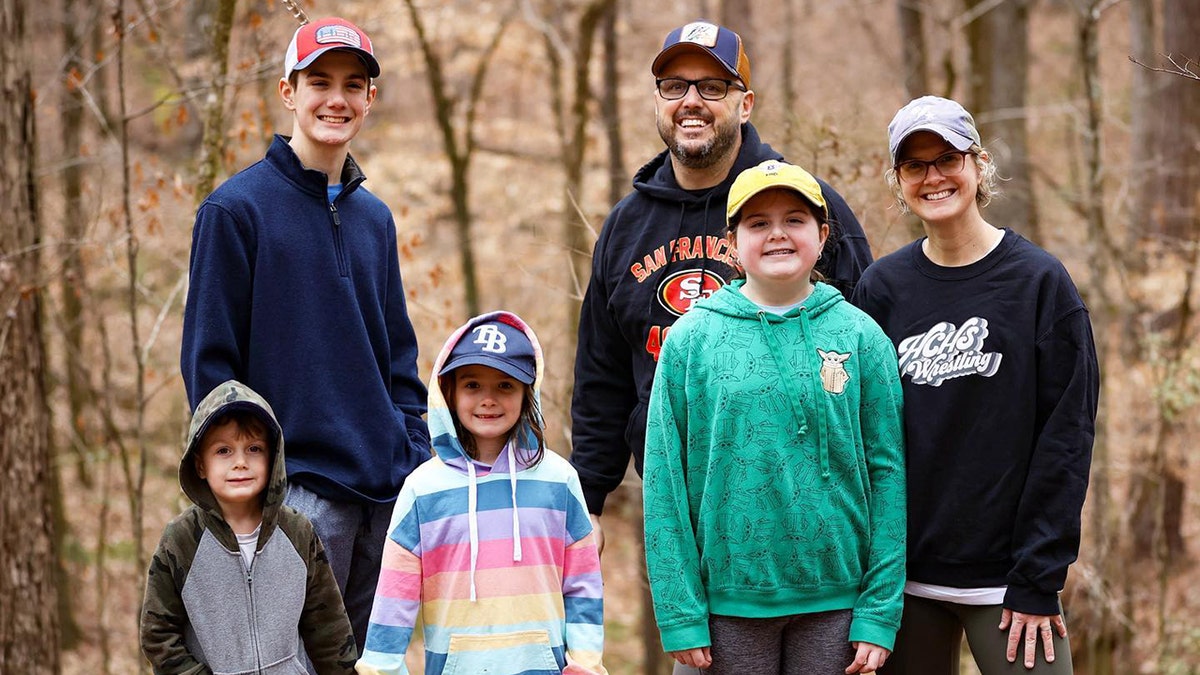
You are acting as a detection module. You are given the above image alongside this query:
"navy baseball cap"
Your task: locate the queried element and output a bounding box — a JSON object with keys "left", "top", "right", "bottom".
{"left": 439, "top": 320, "right": 536, "bottom": 385}
{"left": 887, "top": 96, "right": 982, "bottom": 165}
{"left": 652, "top": 20, "right": 751, "bottom": 88}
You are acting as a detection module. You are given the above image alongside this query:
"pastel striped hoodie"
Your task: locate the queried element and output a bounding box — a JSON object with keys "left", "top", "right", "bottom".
{"left": 357, "top": 312, "right": 607, "bottom": 675}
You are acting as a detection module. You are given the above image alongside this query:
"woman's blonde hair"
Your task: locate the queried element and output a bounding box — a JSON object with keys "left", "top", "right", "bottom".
{"left": 885, "top": 144, "right": 1000, "bottom": 215}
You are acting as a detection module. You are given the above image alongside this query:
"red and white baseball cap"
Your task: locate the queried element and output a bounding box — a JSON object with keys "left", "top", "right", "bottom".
{"left": 283, "top": 17, "right": 380, "bottom": 79}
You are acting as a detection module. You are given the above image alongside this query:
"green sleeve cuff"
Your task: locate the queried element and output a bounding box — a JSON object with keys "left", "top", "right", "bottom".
{"left": 659, "top": 619, "right": 712, "bottom": 653}
{"left": 849, "top": 615, "right": 898, "bottom": 652}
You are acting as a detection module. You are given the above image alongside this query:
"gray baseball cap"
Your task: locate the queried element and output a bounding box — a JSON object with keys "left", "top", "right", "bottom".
{"left": 888, "top": 96, "right": 981, "bottom": 165}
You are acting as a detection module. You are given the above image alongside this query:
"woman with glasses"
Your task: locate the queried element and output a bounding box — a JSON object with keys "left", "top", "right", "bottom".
{"left": 851, "top": 96, "right": 1099, "bottom": 675}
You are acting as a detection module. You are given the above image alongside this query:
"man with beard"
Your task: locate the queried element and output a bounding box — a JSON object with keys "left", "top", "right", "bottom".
{"left": 570, "top": 22, "right": 875, "bottom": 672}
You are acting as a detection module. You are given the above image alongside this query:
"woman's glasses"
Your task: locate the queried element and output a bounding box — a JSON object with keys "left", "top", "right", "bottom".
{"left": 894, "top": 151, "right": 974, "bottom": 184}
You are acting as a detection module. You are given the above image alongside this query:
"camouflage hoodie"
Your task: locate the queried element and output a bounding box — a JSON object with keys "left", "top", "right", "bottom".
{"left": 140, "top": 380, "right": 356, "bottom": 674}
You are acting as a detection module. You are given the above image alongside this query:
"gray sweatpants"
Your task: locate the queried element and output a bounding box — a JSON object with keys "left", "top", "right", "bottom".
{"left": 704, "top": 610, "right": 856, "bottom": 674}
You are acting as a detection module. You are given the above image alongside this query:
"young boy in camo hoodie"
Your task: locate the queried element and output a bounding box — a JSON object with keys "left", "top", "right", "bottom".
{"left": 140, "top": 380, "right": 356, "bottom": 674}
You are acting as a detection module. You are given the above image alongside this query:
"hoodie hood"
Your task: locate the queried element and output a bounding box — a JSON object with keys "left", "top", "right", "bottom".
{"left": 181, "top": 380, "right": 287, "bottom": 550}
{"left": 697, "top": 280, "right": 843, "bottom": 478}
{"left": 428, "top": 311, "right": 545, "bottom": 470}
{"left": 428, "top": 311, "right": 546, "bottom": 602}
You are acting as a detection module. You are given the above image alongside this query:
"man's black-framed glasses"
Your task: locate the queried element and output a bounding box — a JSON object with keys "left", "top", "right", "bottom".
{"left": 656, "top": 78, "right": 746, "bottom": 101}
{"left": 894, "top": 151, "right": 975, "bottom": 184}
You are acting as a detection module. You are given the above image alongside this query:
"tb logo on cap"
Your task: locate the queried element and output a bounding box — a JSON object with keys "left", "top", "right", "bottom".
{"left": 470, "top": 325, "right": 508, "bottom": 353}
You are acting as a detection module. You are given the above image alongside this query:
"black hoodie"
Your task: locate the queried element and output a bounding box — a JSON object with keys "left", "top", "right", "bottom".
{"left": 570, "top": 122, "right": 874, "bottom": 514}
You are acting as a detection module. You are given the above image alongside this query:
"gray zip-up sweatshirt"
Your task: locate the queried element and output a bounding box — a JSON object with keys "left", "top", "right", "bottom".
{"left": 140, "top": 381, "right": 356, "bottom": 674}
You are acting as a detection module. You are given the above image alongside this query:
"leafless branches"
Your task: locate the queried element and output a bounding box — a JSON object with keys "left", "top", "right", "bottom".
{"left": 1129, "top": 53, "right": 1200, "bottom": 81}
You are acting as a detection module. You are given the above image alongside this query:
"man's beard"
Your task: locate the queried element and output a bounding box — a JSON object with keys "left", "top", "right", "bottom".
{"left": 657, "top": 109, "right": 741, "bottom": 170}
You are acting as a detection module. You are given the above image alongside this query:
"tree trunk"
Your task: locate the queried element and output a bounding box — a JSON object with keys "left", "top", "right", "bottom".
{"left": 194, "top": 0, "right": 238, "bottom": 204}
{"left": 564, "top": 0, "right": 612, "bottom": 338}
{"left": 0, "top": 0, "right": 60, "bottom": 669}
{"left": 719, "top": 0, "right": 752, "bottom": 50}
{"left": 897, "top": 0, "right": 929, "bottom": 97}
{"left": 1150, "top": 0, "right": 1200, "bottom": 242}
{"left": 404, "top": 0, "right": 510, "bottom": 318}
{"left": 55, "top": 0, "right": 87, "bottom": 650}
{"left": 600, "top": 0, "right": 626, "bottom": 207}
{"left": 965, "top": 0, "right": 1038, "bottom": 241}
{"left": 1126, "top": 0, "right": 1156, "bottom": 259}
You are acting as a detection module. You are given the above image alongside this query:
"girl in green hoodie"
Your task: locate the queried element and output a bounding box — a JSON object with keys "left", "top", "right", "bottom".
{"left": 643, "top": 161, "right": 906, "bottom": 675}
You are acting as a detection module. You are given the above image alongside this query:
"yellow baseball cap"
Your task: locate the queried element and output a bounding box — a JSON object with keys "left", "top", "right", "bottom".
{"left": 727, "top": 160, "right": 827, "bottom": 223}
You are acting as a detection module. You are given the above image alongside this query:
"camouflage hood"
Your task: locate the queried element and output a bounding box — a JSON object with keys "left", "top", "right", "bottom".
{"left": 181, "top": 380, "right": 287, "bottom": 549}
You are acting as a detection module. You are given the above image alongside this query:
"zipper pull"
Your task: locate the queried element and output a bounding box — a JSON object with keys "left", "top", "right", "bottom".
{"left": 330, "top": 202, "right": 341, "bottom": 226}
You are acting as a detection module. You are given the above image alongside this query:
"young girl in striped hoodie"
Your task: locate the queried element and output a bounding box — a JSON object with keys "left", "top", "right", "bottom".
{"left": 357, "top": 312, "right": 607, "bottom": 675}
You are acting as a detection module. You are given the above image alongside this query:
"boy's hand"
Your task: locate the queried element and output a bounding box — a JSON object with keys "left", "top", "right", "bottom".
{"left": 669, "top": 647, "right": 712, "bottom": 669}
{"left": 1000, "top": 608, "right": 1067, "bottom": 668}
{"left": 845, "top": 641, "right": 889, "bottom": 673}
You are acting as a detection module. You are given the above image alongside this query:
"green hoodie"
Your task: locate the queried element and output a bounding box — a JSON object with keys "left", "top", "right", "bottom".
{"left": 643, "top": 280, "right": 906, "bottom": 653}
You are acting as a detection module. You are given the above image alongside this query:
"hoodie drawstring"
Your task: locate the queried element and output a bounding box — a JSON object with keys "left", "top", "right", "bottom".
{"left": 509, "top": 447, "right": 522, "bottom": 563}
{"left": 467, "top": 460, "right": 479, "bottom": 602}
{"left": 466, "top": 444, "right": 524, "bottom": 603}
{"left": 757, "top": 310, "right": 831, "bottom": 479}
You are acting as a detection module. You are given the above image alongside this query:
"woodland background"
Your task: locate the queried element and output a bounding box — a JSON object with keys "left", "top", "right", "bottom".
{"left": 1, "top": 0, "right": 1198, "bottom": 673}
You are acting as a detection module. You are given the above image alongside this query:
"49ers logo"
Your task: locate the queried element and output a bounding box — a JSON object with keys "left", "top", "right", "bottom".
{"left": 657, "top": 269, "right": 724, "bottom": 316}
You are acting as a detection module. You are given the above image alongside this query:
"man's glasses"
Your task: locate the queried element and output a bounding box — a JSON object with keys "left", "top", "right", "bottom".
{"left": 894, "top": 151, "right": 975, "bottom": 184}
{"left": 656, "top": 78, "right": 746, "bottom": 101}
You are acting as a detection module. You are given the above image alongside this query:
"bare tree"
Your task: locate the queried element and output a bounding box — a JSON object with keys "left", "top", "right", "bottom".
{"left": 964, "top": 0, "right": 1039, "bottom": 242}
{"left": 195, "top": 0, "right": 239, "bottom": 202}
{"left": 719, "top": 0, "right": 752, "bottom": 51}
{"left": 599, "top": 0, "right": 626, "bottom": 206}
{"left": 403, "top": 0, "right": 514, "bottom": 317}
{"left": 0, "top": 0, "right": 61, "bottom": 670}
{"left": 897, "top": 0, "right": 930, "bottom": 97}
{"left": 1127, "top": 0, "right": 1157, "bottom": 257}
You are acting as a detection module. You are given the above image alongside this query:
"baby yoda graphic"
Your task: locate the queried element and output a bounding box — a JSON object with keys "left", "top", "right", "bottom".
{"left": 817, "top": 349, "right": 851, "bottom": 394}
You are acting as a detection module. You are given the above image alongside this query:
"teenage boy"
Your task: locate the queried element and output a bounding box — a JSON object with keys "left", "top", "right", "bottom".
{"left": 140, "top": 380, "right": 356, "bottom": 674}
{"left": 180, "top": 17, "right": 430, "bottom": 651}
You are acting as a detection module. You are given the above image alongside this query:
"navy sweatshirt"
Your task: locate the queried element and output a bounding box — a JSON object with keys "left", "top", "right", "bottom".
{"left": 181, "top": 135, "right": 430, "bottom": 504}
{"left": 852, "top": 229, "right": 1099, "bottom": 615}
{"left": 570, "top": 123, "right": 874, "bottom": 515}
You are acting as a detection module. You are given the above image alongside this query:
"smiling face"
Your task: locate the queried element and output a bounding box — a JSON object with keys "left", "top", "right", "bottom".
{"left": 731, "top": 188, "right": 829, "bottom": 305}
{"left": 896, "top": 131, "right": 983, "bottom": 227}
{"left": 654, "top": 52, "right": 753, "bottom": 171}
{"left": 450, "top": 364, "right": 527, "bottom": 464}
{"left": 195, "top": 417, "right": 270, "bottom": 520}
{"left": 280, "top": 50, "right": 376, "bottom": 153}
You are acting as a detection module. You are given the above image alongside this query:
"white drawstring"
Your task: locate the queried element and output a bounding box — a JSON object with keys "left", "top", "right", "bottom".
{"left": 467, "top": 460, "right": 479, "bottom": 602}
{"left": 509, "top": 444, "right": 522, "bottom": 562}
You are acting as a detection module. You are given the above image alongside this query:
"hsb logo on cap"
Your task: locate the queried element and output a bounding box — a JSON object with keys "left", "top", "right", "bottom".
{"left": 315, "top": 24, "right": 364, "bottom": 48}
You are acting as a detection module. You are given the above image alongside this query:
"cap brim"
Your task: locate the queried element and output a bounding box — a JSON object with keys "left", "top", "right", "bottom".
{"left": 652, "top": 43, "right": 742, "bottom": 83}
{"left": 293, "top": 46, "right": 381, "bottom": 78}
{"left": 728, "top": 184, "right": 826, "bottom": 224}
{"left": 890, "top": 124, "right": 975, "bottom": 163}
{"left": 438, "top": 355, "right": 535, "bottom": 385}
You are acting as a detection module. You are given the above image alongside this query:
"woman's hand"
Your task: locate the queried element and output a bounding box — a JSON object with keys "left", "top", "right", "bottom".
{"left": 1000, "top": 608, "right": 1068, "bottom": 668}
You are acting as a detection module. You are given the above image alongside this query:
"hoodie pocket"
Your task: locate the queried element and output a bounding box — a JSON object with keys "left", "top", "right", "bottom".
{"left": 443, "top": 629, "right": 560, "bottom": 674}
